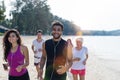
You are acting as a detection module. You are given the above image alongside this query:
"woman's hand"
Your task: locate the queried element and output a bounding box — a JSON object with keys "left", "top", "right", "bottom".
{"left": 83, "top": 59, "right": 86, "bottom": 65}
{"left": 16, "top": 65, "right": 23, "bottom": 72}
{"left": 73, "top": 57, "right": 81, "bottom": 62}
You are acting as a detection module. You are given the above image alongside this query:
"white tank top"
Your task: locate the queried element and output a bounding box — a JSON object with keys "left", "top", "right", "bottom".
{"left": 32, "top": 39, "right": 44, "bottom": 57}
{"left": 71, "top": 47, "right": 88, "bottom": 70}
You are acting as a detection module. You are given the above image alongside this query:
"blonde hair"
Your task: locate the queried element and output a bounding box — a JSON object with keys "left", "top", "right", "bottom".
{"left": 76, "top": 37, "right": 83, "bottom": 42}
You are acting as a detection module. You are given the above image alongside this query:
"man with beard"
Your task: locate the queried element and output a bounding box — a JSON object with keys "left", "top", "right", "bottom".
{"left": 39, "top": 21, "right": 73, "bottom": 80}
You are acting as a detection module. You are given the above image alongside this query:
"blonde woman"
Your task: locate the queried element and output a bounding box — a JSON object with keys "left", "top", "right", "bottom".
{"left": 71, "top": 38, "right": 88, "bottom": 80}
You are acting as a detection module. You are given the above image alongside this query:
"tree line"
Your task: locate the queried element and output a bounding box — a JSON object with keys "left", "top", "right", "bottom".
{"left": 0, "top": 1, "right": 5, "bottom": 22}
{"left": 0, "top": 0, "right": 80, "bottom": 35}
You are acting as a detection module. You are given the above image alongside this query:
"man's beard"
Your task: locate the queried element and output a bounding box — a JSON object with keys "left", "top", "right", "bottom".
{"left": 52, "top": 34, "right": 61, "bottom": 39}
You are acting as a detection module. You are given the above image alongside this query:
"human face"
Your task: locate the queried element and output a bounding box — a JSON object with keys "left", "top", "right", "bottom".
{"left": 8, "top": 32, "right": 18, "bottom": 44}
{"left": 52, "top": 25, "right": 63, "bottom": 39}
{"left": 67, "top": 39, "right": 72, "bottom": 45}
{"left": 76, "top": 40, "right": 82, "bottom": 47}
{"left": 37, "top": 32, "right": 42, "bottom": 39}
{"left": 67, "top": 39, "right": 71, "bottom": 43}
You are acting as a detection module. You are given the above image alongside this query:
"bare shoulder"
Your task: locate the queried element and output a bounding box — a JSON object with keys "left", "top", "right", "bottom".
{"left": 20, "top": 45, "right": 28, "bottom": 54}
{"left": 21, "top": 45, "right": 28, "bottom": 50}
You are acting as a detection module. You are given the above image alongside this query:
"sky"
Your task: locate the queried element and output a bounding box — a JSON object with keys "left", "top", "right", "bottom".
{"left": 4, "top": 0, "right": 15, "bottom": 19}
{"left": 4, "top": 0, "right": 120, "bottom": 30}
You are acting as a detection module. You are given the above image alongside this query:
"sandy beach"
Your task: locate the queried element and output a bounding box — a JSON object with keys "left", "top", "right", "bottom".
{"left": 0, "top": 36, "right": 120, "bottom": 80}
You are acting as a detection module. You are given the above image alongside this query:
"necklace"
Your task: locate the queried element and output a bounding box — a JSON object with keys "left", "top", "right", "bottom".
{"left": 10, "top": 45, "right": 18, "bottom": 67}
{"left": 50, "top": 39, "right": 61, "bottom": 80}
{"left": 11, "top": 45, "right": 18, "bottom": 53}
{"left": 52, "top": 39, "right": 61, "bottom": 53}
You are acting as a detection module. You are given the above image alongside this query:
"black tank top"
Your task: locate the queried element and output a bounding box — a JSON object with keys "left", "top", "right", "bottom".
{"left": 44, "top": 38, "right": 67, "bottom": 80}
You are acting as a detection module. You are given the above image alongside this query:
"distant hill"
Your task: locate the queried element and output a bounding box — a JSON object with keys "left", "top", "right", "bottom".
{"left": 82, "top": 29, "right": 120, "bottom": 36}
{"left": 108, "top": 30, "right": 120, "bottom": 36}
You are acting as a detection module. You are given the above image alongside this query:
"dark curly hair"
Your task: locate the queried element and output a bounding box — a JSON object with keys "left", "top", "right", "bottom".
{"left": 51, "top": 20, "right": 64, "bottom": 31}
{"left": 3, "top": 29, "right": 22, "bottom": 61}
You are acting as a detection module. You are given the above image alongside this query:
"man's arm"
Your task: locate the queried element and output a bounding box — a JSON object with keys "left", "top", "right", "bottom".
{"left": 40, "top": 42, "right": 47, "bottom": 70}
{"left": 66, "top": 44, "right": 73, "bottom": 71}
{"left": 31, "top": 45, "right": 34, "bottom": 52}
{"left": 38, "top": 42, "right": 47, "bottom": 78}
{"left": 32, "top": 44, "right": 38, "bottom": 54}
{"left": 57, "top": 44, "right": 73, "bottom": 74}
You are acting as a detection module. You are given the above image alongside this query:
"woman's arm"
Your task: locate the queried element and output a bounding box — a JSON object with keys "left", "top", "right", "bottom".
{"left": 83, "top": 53, "right": 88, "bottom": 65}
{"left": 22, "top": 45, "right": 29, "bottom": 68}
{"left": 16, "top": 45, "right": 29, "bottom": 72}
{"left": 57, "top": 44, "right": 73, "bottom": 74}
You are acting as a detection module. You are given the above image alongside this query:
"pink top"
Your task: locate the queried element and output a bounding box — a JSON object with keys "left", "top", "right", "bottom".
{"left": 7, "top": 46, "right": 27, "bottom": 76}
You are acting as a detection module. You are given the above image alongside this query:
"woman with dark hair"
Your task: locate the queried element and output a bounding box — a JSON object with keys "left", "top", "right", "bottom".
{"left": 3, "top": 29, "right": 30, "bottom": 80}
{"left": 67, "top": 39, "right": 73, "bottom": 47}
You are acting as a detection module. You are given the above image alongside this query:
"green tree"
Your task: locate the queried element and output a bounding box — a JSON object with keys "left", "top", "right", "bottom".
{"left": 4, "top": 0, "right": 80, "bottom": 35}
{"left": 0, "top": 1, "right": 5, "bottom": 22}
{"left": 10, "top": 0, "right": 52, "bottom": 34}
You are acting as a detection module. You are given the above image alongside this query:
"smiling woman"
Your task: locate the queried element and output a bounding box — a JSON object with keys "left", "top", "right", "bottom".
{"left": 3, "top": 29, "right": 30, "bottom": 80}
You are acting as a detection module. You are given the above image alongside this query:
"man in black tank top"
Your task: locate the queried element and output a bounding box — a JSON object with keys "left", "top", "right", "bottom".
{"left": 39, "top": 21, "right": 73, "bottom": 80}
